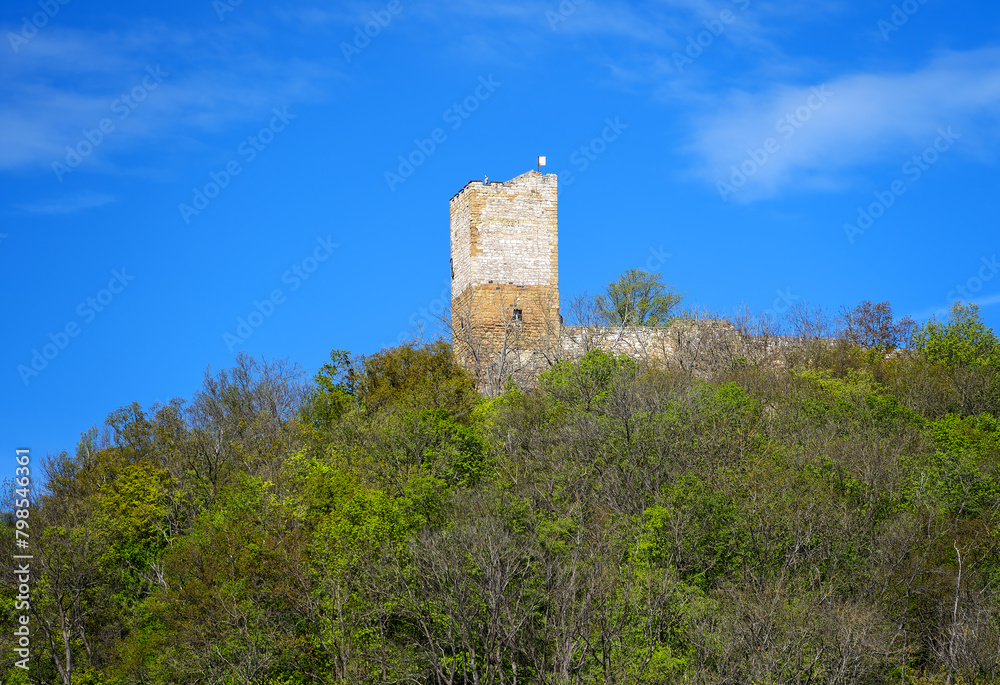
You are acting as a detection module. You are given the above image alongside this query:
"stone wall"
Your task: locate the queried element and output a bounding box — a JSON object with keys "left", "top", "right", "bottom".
{"left": 560, "top": 319, "right": 741, "bottom": 372}
{"left": 559, "top": 320, "right": 831, "bottom": 375}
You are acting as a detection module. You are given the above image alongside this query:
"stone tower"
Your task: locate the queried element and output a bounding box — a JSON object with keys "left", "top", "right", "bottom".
{"left": 449, "top": 171, "right": 560, "bottom": 368}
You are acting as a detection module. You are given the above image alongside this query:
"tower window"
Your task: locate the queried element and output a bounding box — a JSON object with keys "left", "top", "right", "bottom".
{"left": 512, "top": 309, "right": 523, "bottom": 322}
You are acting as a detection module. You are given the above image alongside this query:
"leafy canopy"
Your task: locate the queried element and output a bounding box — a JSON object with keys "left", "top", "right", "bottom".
{"left": 595, "top": 269, "right": 682, "bottom": 327}
{"left": 913, "top": 301, "right": 1000, "bottom": 368}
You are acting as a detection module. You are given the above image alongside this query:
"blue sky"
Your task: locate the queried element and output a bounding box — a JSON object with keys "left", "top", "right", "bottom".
{"left": 3, "top": 0, "right": 999, "bottom": 461}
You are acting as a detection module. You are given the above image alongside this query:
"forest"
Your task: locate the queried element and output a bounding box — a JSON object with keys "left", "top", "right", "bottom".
{"left": 3, "top": 298, "right": 1000, "bottom": 685}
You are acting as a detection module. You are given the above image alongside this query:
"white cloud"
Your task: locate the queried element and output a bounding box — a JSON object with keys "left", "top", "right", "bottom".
{"left": 687, "top": 48, "right": 1000, "bottom": 200}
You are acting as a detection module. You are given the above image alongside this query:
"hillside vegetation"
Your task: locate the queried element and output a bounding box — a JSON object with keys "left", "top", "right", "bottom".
{"left": 4, "top": 302, "right": 1000, "bottom": 685}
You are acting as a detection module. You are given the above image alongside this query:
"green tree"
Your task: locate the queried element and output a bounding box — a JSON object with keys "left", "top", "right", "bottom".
{"left": 302, "top": 349, "right": 355, "bottom": 429}
{"left": 541, "top": 349, "right": 638, "bottom": 411}
{"left": 595, "top": 269, "right": 682, "bottom": 327}
{"left": 914, "top": 302, "right": 1000, "bottom": 368}
{"left": 126, "top": 477, "right": 306, "bottom": 684}
{"left": 347, "top": 341, "right": 478, "bottom": 418}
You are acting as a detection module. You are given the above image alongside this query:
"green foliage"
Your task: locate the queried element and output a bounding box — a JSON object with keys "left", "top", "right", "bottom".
{"left": 929, "top": 413, "right": 1000, "bottom": 457}
{"left": 798, "top": 368, "right": 924, "bottom": 428}
{"left": 93, "top": 462, "right": 169, "bottom": 549}
{"left": 409, "top": 408, "right": 491, "bottom": 486}
{"left": 312, "top": 483, "right": 410, "bottom": 576}
{"left": 690, "top": 380, "right": 761, "bottom": 422}
{"left": 131, "top": 477, "right": 304, "bottom": 682}
{"left": 292, "top": 448, "right": 358, "bottom": 520}
{"left": 903, "top": 413, "right": 1000, "bottom": 518}
{"left": 91, "top": 461, "right": 172, "bottom": 609}
{"left": 15, "top": 335, "right": 1000, "bottom": 685}
{"left": 595, "top": 268, "right": 682, "bottom": 326}
{"left": 540, "top": 348, "right": 637, "bottom": 410}
{"left": 349, "top": 340, "right": 478, "bottom": 417}
{"left": 914, "top": 302, "right": 1000, "bottom": 368}
{"left": 669, "top": 382, "right": 764, "bottom": 465}
{"left": 400, "top": 474, "right": 450, "bottom": 529}
{"left": 638, "top": 475, "right": 741, "bottom": 588}
{"left": 303, "top": 349, "right": 355, "bottom": 428}
{"left": 359, "top": 408, "right": 492, "bottom": 489}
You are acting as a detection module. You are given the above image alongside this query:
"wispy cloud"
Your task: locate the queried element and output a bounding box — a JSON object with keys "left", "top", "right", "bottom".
{"left": 912, "top": 293, "right": 1000, "bottom": 323}
{"left": 0, "top": 22, "right": 336, "bottom": 174}
{"left": 686, "top": 48, "right": 1000, "bottom": 200}
{"left": 16, "top": 193, "right": 117, "bottom": 214}
{"left": 975, "top": 293, "right": 1000, "bottom": 309}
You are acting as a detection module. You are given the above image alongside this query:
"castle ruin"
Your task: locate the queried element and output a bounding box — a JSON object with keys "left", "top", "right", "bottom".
{"left": 449, "top": 170, "right": 794, "bottom": 391}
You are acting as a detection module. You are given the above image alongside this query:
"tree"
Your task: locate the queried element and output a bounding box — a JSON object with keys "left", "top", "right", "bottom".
{"left": 913, "top": 302, "right": 1000, "bottom": 368}
{"left": 348, "top": 341, "right": 478, "bottom": 418}
{"left": 911, "top": 302, "right": 1000, "bottom": 415}
{"left": 784, "top": 300, "right": 834, "bottom": 339}
{"left": 302, "top": 349, "right": 356, "bottom": 430}
{"left": 32, "top": 469, "right": 107, "bottom": 685}
{"left": 179, "top": 354, "right": 308, "bottom": 514}
{"left": 838, "top": 300, "right": 915, "bottom": 352}
{"left": 541, "top": 349, "right": 637, "bottom": 412}
{"left": 595, "top": 269, "right": 681, "bottom": 327}
{"left": 132, "top": 477, "right": 306, "bottom": 684}
{"left": 28, "top": 445, "right": 169, "bottom": 685}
